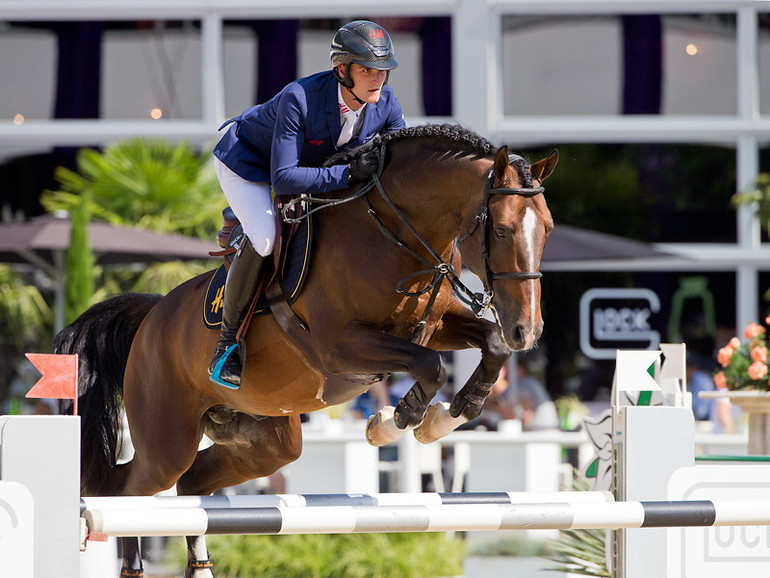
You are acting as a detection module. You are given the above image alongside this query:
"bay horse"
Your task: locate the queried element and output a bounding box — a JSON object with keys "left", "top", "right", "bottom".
{"left": 56, "top": 124, "right": 557, "bottom": 576}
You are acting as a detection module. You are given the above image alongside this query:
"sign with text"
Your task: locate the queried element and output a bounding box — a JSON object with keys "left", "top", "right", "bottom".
{"left": 579, "top": 288, "right": 661, "bottom": 359}
{"left": 668, "top": 464, "right": 770, "bottom": 577}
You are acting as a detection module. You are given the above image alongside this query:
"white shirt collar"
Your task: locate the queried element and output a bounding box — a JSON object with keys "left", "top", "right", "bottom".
{"left": 337, "top": 83, "right": 366, "bottom": 119}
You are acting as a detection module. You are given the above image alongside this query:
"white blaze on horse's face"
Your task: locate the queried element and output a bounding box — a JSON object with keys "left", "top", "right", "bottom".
{"left": 521, "top": 206, "right": 539, "bottom": 331}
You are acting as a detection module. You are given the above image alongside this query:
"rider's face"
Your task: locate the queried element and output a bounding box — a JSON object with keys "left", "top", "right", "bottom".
{"left": 339, "top": 63, "right": 388, "bottom": 109}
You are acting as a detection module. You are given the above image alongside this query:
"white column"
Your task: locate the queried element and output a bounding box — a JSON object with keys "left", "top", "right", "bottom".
{"left": 734, "top": 7, "right": 760, "bottom": 333}
{"left": 452, "top": 0, "right": 497, "bottom": 136}
{"left": 201, "top": 13, "right": 225, "bottom": 126}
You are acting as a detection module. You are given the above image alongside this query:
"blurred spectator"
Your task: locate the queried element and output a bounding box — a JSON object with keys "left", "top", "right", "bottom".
{"left": 686, "top": 353, "right": 737, "bottom": 433}
{"left": 512, "top": 359, "right": 560, "bottom": 431}
{"left": 478, "top": 363, "right": 518, "bottom": 430}
{"left": 347, "top": 380, "right": 392, "bottom": 420}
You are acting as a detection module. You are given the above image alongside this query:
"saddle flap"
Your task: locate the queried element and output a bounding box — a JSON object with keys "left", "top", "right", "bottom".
{"left": 203, "top": 202, "right": 313, "bottom": 329}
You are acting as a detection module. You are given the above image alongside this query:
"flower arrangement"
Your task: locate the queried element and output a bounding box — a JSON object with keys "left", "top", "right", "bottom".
{"left": 715, "top": 317, "right": 770, "bottom": 391}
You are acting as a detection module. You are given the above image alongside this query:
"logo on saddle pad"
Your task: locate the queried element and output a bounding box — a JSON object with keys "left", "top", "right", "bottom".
{"left": 203, "top": 216, "right": 313, "bottom": 329}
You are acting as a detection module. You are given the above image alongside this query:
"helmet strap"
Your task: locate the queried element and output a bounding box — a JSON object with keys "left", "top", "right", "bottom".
{"left": 346, "top": 85, "right": 367, "bottom": 106}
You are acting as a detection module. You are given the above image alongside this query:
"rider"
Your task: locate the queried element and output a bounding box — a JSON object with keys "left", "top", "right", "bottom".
{"left": 209, "top": 20, "right": 406, "bottom": 388}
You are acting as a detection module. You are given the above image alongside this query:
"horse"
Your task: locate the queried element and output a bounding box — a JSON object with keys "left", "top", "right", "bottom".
{"left": 56, "top": 124, "right": 557, "bottom": 577}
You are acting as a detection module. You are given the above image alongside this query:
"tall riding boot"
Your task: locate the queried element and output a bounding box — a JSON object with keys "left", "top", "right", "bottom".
{"left": 209, "top": 237, "right": 266, "bottom": 388}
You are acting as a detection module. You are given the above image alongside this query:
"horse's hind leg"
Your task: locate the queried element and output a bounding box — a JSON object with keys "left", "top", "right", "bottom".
{"left": 176, "top": 413, "right": 302, "bottom": 577}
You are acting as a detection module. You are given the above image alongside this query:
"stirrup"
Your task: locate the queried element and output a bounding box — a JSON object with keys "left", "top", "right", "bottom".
{"left": 209, "top": 343, "right": 240, "bottom": 390}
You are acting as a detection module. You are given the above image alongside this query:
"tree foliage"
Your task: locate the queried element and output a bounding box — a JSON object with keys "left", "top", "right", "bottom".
{"left": 42, "top": 139, "right": 223, "bottom": 296}
{"left": 42, "top": 139, "right": 223, "bottom": 240}
{"left": 64, "top": 190, "right": 95, "bottom": 324}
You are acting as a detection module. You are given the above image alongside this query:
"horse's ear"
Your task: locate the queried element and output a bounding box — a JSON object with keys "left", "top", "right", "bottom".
{"left": 494, "top": 146, "right": 509, "bottom": 183}
{"left": 530, "top": 149, "right": 559, "bottom": 183}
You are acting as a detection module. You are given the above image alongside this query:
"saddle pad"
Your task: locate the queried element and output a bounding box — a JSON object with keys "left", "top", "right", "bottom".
{"left": 203, "top": 215, "right": 313, "bottom": 329}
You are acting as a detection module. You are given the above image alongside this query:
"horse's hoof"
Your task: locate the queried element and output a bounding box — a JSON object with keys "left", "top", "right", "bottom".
{"left": 414, "top": 402, "right": 468, "bottom": 444}
{"left": 366, "top": 405, "right": 408, "bottom": 447}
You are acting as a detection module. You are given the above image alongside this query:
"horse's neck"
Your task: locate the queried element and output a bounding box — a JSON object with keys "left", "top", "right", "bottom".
{"left": 384, "top": 147, "right": 489, "bottom": 247}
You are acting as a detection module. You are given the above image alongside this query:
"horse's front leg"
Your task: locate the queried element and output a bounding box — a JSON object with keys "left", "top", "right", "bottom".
{"left": 414, "top": 301, "right": 512, "bottom": 444}
{"left": 315, "top": 322, "right": 448, "bottom": 446}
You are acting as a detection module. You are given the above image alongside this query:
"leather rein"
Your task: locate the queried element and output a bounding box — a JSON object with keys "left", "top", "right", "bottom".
{"left": 281, "top": 145, "right": 545, "bottom": 343}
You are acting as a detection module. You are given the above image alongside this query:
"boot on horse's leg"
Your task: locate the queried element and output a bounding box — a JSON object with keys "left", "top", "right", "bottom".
{"left": 185, "top": 535, "right": 215, "bottom": 578}
{"left": 449, "top": 363, "right": 495, "bottom": 421}
{"left": 209, "top": 236, "right": 265, "bottom": 389}
{"left": 394, "top": 381, "right": 432, "bottom": 429}
{"left": 120, "top": 537, "right": 144, "bottom": 577}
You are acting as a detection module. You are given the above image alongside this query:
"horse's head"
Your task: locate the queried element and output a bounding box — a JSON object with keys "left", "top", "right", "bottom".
{"left": 459, "top": 147, "right": 557, "bottom": 351}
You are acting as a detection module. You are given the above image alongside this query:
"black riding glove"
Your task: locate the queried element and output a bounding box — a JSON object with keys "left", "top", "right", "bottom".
{"left": 347, "top": 150, "right": 379, "bottom": 185}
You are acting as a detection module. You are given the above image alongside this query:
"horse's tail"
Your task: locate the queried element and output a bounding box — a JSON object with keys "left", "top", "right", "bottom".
{"left": 54, "top": 292, "right": 162, "bottom": 495}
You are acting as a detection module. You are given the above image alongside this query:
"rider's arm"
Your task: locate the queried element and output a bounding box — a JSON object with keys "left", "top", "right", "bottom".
{"left": 270, "top": 88, "right": 349, "bottom": 197}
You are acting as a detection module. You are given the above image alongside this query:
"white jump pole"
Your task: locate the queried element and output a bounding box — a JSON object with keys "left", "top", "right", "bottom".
{"left": 80, "top": 489, "right": 613, "bottom": 511}
{"left": 82, "top": 499, "right": 770, "bottom": 538}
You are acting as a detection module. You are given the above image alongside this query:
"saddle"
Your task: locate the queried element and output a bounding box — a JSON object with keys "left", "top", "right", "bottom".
{"left": 204, "top": 199, "right": 383, "bottom": 394}
{"left": 203, "top": 199, "right": 312, "bottom": 330}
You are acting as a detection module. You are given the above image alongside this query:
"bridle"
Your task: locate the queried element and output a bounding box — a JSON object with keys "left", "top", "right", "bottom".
{"left": 280, "top": 145, "right": 546, "bottom": 342}
{"left": 458, "top": 153, "right": 545, "bottom": 295}
{"left": 364, "top": 150, "right": 545, "bottom": 340}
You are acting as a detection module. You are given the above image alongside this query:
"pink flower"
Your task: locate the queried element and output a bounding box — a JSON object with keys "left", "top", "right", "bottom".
{"left": 729, "top": 337, "right": 741, "bottom": 349}
{"left": 765, "top": 314, "right": 770, "bottom": 326}
{"left": 717, "top": 346, "right": 734, "bottom": 368}
{"left": 745, "top": 323, "right": 766, "bottom": 339}
{"left": 752, "top": 346, "right": 769, "bottom": 362}
{"left": 714, "top": 371, "right": 727, "bottom": 389}
{"left": 748, "top": 361, "right": 768, "bottom": 381}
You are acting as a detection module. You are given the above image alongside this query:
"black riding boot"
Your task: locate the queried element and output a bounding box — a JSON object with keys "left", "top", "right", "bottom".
{"left": 209, "top": 237, "right": 265, "bottom": 388}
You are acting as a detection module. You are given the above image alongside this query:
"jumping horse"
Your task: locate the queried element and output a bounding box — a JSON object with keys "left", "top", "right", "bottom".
{"left": 56, "top": 124, "right": 557, "bottom": 577}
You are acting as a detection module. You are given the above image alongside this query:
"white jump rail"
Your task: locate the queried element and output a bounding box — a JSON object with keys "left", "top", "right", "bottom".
{"left": 79, "top": 490, "right": 612, "bottom": 511}
{"left": 81, "top": 499, "right": 770, "bottom": 537}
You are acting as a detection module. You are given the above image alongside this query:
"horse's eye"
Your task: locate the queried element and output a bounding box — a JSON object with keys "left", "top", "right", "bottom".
{"left": 493, "top": 226, "right": 509, "bottom": 239}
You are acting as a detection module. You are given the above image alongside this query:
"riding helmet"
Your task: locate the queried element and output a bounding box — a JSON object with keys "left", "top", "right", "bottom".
{"left": 330, "top": 20, "right": 399, "bottom": 88}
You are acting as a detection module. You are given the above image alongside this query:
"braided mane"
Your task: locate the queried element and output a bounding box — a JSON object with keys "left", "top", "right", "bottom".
{"left": 324, "top": 123, "right": 533, "bottom": 187}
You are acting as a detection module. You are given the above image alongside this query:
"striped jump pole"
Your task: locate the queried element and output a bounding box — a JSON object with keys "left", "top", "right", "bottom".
{"left": 82, "top": 499, "right": 770, "bottom": 538}
{"left": 80, "top": 490, "right": 612, "bottom": 512}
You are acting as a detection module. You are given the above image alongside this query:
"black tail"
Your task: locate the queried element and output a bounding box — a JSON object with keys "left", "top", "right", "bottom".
{"left": 54, "top": 293, "right": 162, "bottom": 495}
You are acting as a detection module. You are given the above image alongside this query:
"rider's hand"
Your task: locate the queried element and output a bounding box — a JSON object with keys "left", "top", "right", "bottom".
{"left": 347, "top": 150, "right": 379, "bottom": 185}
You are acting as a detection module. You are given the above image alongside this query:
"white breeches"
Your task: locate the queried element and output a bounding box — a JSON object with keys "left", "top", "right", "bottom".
{"left": 214, "top": 158, "right": 276, "bottom": 257}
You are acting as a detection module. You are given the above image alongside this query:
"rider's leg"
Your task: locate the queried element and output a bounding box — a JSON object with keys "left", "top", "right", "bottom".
{"left": 209, "top": 159, "right": 275, "bottom": 388}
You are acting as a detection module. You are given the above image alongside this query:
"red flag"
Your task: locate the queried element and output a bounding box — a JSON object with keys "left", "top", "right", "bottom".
{"left": 25, "top": 353, "right": 79, "bottom": 415}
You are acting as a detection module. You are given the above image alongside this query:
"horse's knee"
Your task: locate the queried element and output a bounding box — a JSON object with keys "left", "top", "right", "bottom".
{"left": 411, "top": 351, "right": 447, "bottom": 389}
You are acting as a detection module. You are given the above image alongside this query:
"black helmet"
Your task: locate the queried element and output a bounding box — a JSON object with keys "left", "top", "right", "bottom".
{"left": 330, "top": 20, "right": 398, "bottom": 88}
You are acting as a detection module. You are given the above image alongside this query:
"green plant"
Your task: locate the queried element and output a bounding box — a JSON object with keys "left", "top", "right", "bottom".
{"left": 42, "top": 139, "right": 223, "bottom": 239}
{"left": 0, "top": 266, "right": 51, "bottom": 345}
{"left": 42, "top": 139, "right": 223, "bottom": 296}
{"left": 466, "top": 534, "right": 548, "bottom": 557}
{"left": 732, "top": 173, "right": 770, "bottom": 236}
{"left": 64, "top": 190, "right": 95, "bottom": 324}
{"left": 0, "top": 265, "right": 52, "bottom": 402}
{"left": 167, "top": 532, "right": 465, "bottom": 578}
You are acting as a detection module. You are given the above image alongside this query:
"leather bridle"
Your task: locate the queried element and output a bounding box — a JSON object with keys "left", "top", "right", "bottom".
{"left": 364, "top": 151, "right": 545, "bottom": 339}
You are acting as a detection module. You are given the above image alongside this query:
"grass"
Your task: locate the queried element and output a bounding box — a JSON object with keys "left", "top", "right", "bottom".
{"left": 167, "top": 532, "right": 465, "bottom": 577}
